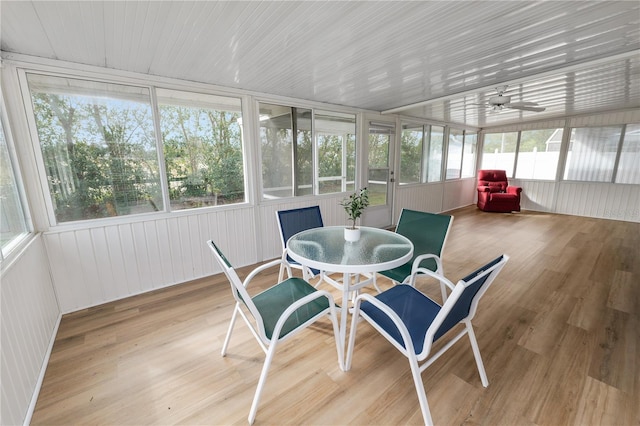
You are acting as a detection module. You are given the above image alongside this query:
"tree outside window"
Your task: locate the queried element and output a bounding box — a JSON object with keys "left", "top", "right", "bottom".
{"left": 157, "top": 89, "right": 245, "bottom": 209}
{"left": 28, "top": 74, "right": 163, "bottom": 223}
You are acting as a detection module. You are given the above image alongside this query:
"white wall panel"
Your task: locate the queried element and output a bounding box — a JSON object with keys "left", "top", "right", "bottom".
{"left": 394, "top": 183, "right": 445, "bottom": 222}
{"left": 1, "top": 235, "right": 59, "bottom": 426}
{"left": 512, "top": 179, "right": 557, "bottom": 212}
{"left": 555, "top": 182, "right": 639, "bottom": 222}
{"left": 44, "top": 205, "right": 258, "bottom": 313}
{"left": 442, "top": 178, "right": 477, "bottom": 212}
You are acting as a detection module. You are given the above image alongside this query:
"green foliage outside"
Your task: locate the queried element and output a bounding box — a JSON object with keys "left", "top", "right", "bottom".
{"left": 30, "top": 89, "right": 246, "bottom": 222}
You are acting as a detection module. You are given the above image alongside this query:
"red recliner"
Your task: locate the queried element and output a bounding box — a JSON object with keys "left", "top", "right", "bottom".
{"left": 477, "top": 170, "right": 522, "bottom": 212}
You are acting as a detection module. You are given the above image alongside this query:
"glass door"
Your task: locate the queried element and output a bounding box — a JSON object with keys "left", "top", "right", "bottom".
{"left": 364, "top": 121, "right": 395, "bottom": 228}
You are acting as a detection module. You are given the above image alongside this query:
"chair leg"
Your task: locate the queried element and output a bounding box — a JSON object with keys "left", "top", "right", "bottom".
{"left": 408, "top": 355, "right": 434, "bottom": 426}
{"left": 439, "top": 280, "right": 448, "bottom": 303}
{"left": 221, "top": 303, "right": 240, "bottom": 356}
{"left": 248, "top": 340, "right": 278, "bottom": 425}
{"left": 465, "top": 321, "right": 489, "bottom": 387}
{"left": 328, "top": 307, "right": 345, "bottom": 371}
{"left": 372, "top": 273, "right": 383, "bottom": 293}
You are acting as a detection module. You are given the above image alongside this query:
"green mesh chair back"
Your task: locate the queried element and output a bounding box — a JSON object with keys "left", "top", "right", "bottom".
{"left": 379, "top": 209, "right": 453, "bottom": 283}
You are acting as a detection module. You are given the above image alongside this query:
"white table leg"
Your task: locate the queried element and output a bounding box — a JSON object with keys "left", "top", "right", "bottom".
{"left": 340, "top": 272, "right": 351, "bottom": 353}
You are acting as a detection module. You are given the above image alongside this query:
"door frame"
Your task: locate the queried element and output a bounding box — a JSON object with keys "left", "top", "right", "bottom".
{"left": 358, "top": 114, "right": 397, "bottom": 228}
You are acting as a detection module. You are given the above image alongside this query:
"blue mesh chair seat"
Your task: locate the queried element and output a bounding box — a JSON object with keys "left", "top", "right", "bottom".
{"left": 347, "top": 254, "right": 509, "bottom": 426}
{"left": 207, "top": 240, "right": 344, "bottom": 425}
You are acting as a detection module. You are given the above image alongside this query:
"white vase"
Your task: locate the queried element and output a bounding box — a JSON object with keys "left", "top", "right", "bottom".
{"left": 344, "top": 227, "right": 361, "bottom": 242}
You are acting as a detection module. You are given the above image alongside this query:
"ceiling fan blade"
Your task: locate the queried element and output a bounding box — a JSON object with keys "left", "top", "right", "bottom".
{"left": 506, "top": 104, "right": 546, "bottom": 112}
{"left": 508, "top": 101, "right": 539, "bottom": 107}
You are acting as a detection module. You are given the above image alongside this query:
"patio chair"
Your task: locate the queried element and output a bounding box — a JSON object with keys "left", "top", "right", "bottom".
{"left": 375, "top": 209, "right": 453, "bottom": 301}
{"left": 207, "top": 240, "right": 344, "bottom": 425}
{"left": 276, "top": 206, "right": 325, "bottom": 282}
{"left": 346, "top": 254, "right": 509, "bottom": 426}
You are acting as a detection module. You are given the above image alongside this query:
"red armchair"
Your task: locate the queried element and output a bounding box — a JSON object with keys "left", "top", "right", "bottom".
{"left": 477, "top": 170, "right": 522, "bottom": 212}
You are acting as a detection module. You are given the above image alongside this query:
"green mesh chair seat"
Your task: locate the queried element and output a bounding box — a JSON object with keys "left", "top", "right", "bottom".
{"left": 252, "top": 277, "right": 330, "bottom": 340}
{"left": 207, "top": 240, "right": 343, "bottom": 425}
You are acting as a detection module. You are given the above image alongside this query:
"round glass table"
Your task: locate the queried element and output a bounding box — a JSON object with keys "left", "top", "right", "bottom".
{"left": 287, "top": 226, "right": 413, "bottom": 350}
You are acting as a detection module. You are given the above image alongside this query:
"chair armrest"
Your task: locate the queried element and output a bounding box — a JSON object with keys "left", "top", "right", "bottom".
{"left": 411, "top": 254, "right": 443, "bottom": 276}
{"left": 409, "top": 256, "right": 456, "bottom": 291}
{"left": 507, "top": 186, "right": 522, "bottom": 195}
{"left": 244, "top": 258, "right": 291, "bottom": 287}
{"left": 477, "top": 186, "right": 491, "bottom": 193}
{"left": 272, "top": 289, "right": 337, "bottom": 338}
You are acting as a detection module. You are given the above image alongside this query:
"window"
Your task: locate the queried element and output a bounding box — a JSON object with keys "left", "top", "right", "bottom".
{"left": 481, "top": 132, "right": 518, "bottom": 176}
{"left": 157, "top": 89, "right": 245, "bottom": 209}
{"left": 515, "top": 129, "right": 563, "bottom": 180}
{"left": 446, "top": 128, "right": 463, "bottom": 179}
{"left": 1, "top": 108, "right": 30, "bottom": 259}
{"left": 400, "top": 123, "right": 423, "bottom": 184}
{"left": 27, "top": 74, "right": 163, "bottom": 223}
{"left": 259, "top": 103, "right": 312, "bottom": 198}
{"left": 564, "top": 126, "right": 620, "bottom": 182}
{"left": 259, "top": 102, "right": 356, "bottom": 199}
{"left": 315, "top": 110, "right": 356, "bottom": 194}
{"left": 399, "top": 123, "right": 445, "bottom": 184}
{"left": 426, "top": 125, "right": 444, "bottom": 182}
{"left": 461, "top": 132, "right": 477, "bottom": 178}
{"left": 615, "top": 124, "right": 639, "bottom": 184}
{"left": 368, "top": 122, "right": 393, "bottom": 206}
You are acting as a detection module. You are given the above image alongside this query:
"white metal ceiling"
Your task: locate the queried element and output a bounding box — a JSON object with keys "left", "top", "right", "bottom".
{"left": 1, "top": 1, "right": 639, "bottom": 127}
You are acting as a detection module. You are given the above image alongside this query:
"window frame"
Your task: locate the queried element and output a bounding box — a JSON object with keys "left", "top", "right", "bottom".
{"left": 398, "top": 121, "right": 451, "bottom": 185}
{"left": 0, "top": 92, "right": 33, "bottom": 261}
{"left": 258, "top": 100, "right": 358, "bottom": 201}
{"left": 20, "top": 69, "right": 252, "bottom": 228}
{"left": 480, "top": 124, "right": 638, "bottom": 184}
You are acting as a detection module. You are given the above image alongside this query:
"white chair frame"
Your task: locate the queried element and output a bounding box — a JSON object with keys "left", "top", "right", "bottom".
{"left": 208, "top": 240, "right": 344, "bottom": 424}
{"left": 346, "top": 255, "right": 509, "bottom": 426}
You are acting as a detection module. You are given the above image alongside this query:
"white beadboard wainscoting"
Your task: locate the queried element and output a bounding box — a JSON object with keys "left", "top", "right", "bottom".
{"left": 393, "top": 178, "right": 476, "bottom": 223}
{"left": 513, "top": 179, "right": 639, "bottom": 221}
{"left": 43, "top": 206, "right": 257, "bottom": 314}
{"left": 1, "top": 235, "right": 60, "bottom": 426}
{"left": 555, "top": 182, "right": 640, "bottom": 222}
{"left": 515, "top": 180, "right": 557, "bottom": 212}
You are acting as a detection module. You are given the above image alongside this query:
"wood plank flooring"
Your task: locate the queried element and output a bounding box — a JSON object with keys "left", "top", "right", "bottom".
{"left": 31, "top": 207, "right": 640, "bottom": 425}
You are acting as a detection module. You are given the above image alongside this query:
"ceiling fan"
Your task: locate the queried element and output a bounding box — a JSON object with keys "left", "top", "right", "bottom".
{"left": 487, "top": 85, "right": 546, "bottom": 112}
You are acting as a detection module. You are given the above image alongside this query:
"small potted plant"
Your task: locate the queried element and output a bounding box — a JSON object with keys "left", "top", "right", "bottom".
{"left": 340, "top": 187, "right": 369, "bottom": 241}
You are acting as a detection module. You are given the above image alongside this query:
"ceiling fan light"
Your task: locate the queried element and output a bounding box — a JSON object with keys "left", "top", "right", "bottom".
{"left": 489, "top": 95, "right": 511, "bottom": 105}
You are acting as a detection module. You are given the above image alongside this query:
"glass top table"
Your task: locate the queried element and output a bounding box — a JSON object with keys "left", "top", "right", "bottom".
{"left": 287, "top": 226, "right": 413, "bottom": 352}
{"left": 287, "top": 226, "right": 413, "bottom": 273}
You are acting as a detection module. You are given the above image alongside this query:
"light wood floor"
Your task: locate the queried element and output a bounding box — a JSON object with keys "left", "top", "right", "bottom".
{"left": 31, "top": 207, "right": 639, "bottom": 425}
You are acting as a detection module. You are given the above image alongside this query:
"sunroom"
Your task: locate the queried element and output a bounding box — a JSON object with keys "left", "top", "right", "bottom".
{"left": 1, "top": 1, "right": 639, "bottom": 425}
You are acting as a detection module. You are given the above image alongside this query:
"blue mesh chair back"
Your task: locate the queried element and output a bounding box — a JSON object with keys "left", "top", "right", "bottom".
{"left": 276, "top": 206, "right": 324, "bottom": 273}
